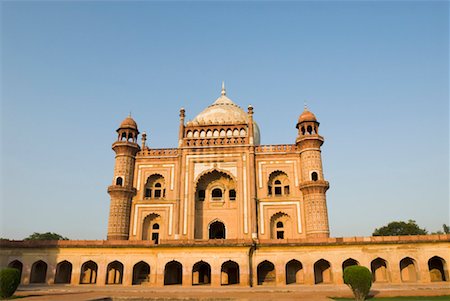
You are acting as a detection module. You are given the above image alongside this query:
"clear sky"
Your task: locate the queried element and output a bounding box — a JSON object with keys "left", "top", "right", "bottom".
{"left": 1, "top": 1, "right": 448, "bottom": 240}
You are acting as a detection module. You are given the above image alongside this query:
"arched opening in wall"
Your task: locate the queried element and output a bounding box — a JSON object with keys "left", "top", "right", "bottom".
{"left": 229, "top": 189, "right": 236, "bottom": 200}
{"left": 270, "top": 212, "right": 291, "bottom": 240}
{"left": 192, "top": 261, "right": 211, "bottom": 285}
{"left": 342, "top": 258, "right": 359, "bottom": 273}
{"left": 257, "top": 260, "right": 275, "bottom": 285}
{"left": 106, "top": 261, "right": 123, "bottom": 284}
{"left": 164, "top": 261, "right": 182, "bottom": 285}
{"left": 142, "top": 213, "right": 161, "bottom": 244}
{"left": 132, "top": 261, "right": 150, "bottom": 285}
{"left": 428, "top": 256, "right": 448, "bottom": 282}
{"left": 400, "top": 257, "right": 418, "bottom": 282}
{"left": 311, "top": 172, "right": 318, "bottom": 181}
{"left": 286, "top": 259, "right": 303, "bottom": 285}
{"left": 144, "top": 174, "right": 166, "bottom": 199}
{"left": 307, "top": 125, "right": 313, "bottom": 134}
{"left": 371, "top": 257, "right": 389, "bottom": 283}
{"left": 209, "top": 221, "right": 226, "bottom": 239}
{"left": 8, "top": 260, "right": 23, "bottom": 283}
{"left": 54, "top": 260, "right": 72, "bottom": 284}
{"left": 30, "top": 260, "right": 47, "bottom": 284}
{"left": 221, "top": 261, "right": 239, "bottom": 285}
{"left": 195, "top": 169, "right": 235, "bottom": 239}
{"left": 116, "top": 177, "right": 123, "bottom": 186}
{"left": 80, "top": 260, "right": 97, "bottom": 284}
{"left": 267, "top": 171, "right": 290, "bottom": 197}
{"left": 314, "top": 259, "right": 332, "bottom": 284}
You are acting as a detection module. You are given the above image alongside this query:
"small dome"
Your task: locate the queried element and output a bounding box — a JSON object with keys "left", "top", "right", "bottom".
{"left": 298, "top": 109, "right": 317, "bottom": 124}
{"left": 119, "top": 116, "right": 138, "bottom": 130}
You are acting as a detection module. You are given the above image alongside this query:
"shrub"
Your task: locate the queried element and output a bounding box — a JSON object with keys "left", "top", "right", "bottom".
{"left": 0, "top": 268, "right": 21, "bottom": 299}
{"left": 343, "top": 265, "right": 372, "bottom": 301}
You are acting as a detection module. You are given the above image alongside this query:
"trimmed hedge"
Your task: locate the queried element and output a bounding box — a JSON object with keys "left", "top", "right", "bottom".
{"left": 343, "top": 265, "right": 372, "bottom": 301}
{"left": 0, "top": 268, "right": 21, "bottom": 299}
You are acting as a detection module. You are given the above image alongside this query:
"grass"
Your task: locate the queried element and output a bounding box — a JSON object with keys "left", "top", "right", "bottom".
{"left": 333, "top": 296, "right": 450, "bottom": 301}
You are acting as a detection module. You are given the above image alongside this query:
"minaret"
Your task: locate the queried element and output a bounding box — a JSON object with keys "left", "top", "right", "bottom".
{"left": 107, "top": 115, "right": 140, "bottom": 240}
{"left": 296, "top": 106, "right": 330, "bottom": 238}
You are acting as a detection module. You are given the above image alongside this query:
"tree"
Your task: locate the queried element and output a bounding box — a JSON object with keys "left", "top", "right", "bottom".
{"left": 24, "top": 232, "right": 68, "bottom": 240}
{"left": 372, "top": 220, "right": 427, "bottom": 236}
{"left": 343, "top": 265, "right": 372, "bottom": 301}
{"left": 0, "top": 268, "right": 21, "bottom": 299}
{"left": 431, "top": 224, "right": 450, "bottom": 235}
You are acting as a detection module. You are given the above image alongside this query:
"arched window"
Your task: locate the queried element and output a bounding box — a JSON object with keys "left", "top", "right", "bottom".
{"left": 55, "top": 260, "right": 72, "bottom": 284}
{"left": 212, "top": 188, "right": 222, "bottom": 199}
{"left": 257, "top": 261, "right": 275, "bottom": 285}
{"left": 132, "top": 261, "right": 150, "bottom": 285}
{"left": 192, "top": 261, "right": 211, "bottom": 285}
{"left": 106, "top": 261, "right": 123, "bottom": 285}
{"left": 116, "top": 177, "right": 123, "bottom": 186}
{"left": 314, "top": 259, "right": 332, "bottom": 284}
{"left": 80, "top": 260, "right": 97, "bottom": 284}
{"left": 221, "top": 261, "right": 240, "bottom": 285}
{"left": 198, "top": 189, "right": 206, "bottom": 201}
{"left": 311, "top": 172, "right": 318, "bottom": 181}
{"left": 142, "top": 213, "right": 161, "bottom": 244}
{"left": 268, "top": 171, "right": 290, "bottom": 197}
{"left": 229, "top": 189, "right": 236, "bottom": 200}
{"left": 270, "top": 212, "right": 290, "bottom": 240}
{"left": 164, "top": 261, "right": 182, "bottom": 285}
{"left": 144, "top": 174, "right": 166, "bottom": 199}
{"left": 209, "top": 221, "right": 226, "bottom": 239}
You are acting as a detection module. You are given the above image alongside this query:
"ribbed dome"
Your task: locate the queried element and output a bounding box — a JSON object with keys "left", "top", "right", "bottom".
{"left": 189, "top": 94, "right": 249, "bottom": 126}
{"left": 119, "top": 116, "right": 138, "bottom": 130}
{"left": 298, "top": 109, "right": 317, "bottom": 124}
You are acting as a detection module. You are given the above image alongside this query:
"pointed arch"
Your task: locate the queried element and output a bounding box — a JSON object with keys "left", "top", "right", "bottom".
{"left": 286, "top": 259, "right": 303, "bottom": 284}
{"left": 270, "top": 212, "right": 292, "bottom": 239}
{"left": 429, "top": 256, "right": 448, "bottom": 282}
{"left": 342, "top": 258, "right": 359, "bottom": 273}
{"left": 164, "top": 261, "right": 182, "bottom": 285}
{"left": 221, "top": 261, "right": 239, "bottom": 285}
{"left": 371, "top": 257, "right": 389, "bottom": 282}
{"left": 400, "top": 257, "right": 418, "bottom": 282}
{"left": 257, "top": 260, "right": 275, "bottom": 285}
{"left": 55, "top": 260, "right": 72, "bottom": 284}
{"left": 106, "top": 260, "right": 123, "bottom": 284}
{"left": 208, "top": 219, "right": 226, "bottom": 239}
{"left": 314, "top": 259, "right": 332, "bottom": 284}
{"left": 142, "top": 213, "right": 161, "bottom": 243}
{"left": 192, "top": 261, "right": 211, "bottom": 285}
{"left": 267, "top": 170, "right": 290, "bottom": 197}
{"left": 8, "top": 260, "right": 23, "bottom": 283}
{"left": 30, "top": 260, "right": 47, "bottom": 284}
{"left": 80, "top": 260, "right": 97, "bottom": 284}
{"left": 132, "top": 261, "right": 150, "bottom": 285}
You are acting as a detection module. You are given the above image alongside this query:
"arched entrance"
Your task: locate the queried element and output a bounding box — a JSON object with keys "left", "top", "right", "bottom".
{"left": 55, "top": 260, "right": 72, "bottom": 284}
{"left": 342, "top": 258, "right": 359, "bottom": 273}
{"left": 142, "top": 213, "right": 161, "bottom": 244}
{"left": 221, "top": 261, "right": 239, "bottom": 285}
{"left": 209, "top": 221, "right": 226, "bottom": 239}
{"left": 164, "top": 261, "right": 182, "bottom": 285}
{"left": 106, "top": 261, "right": 123, "bottom": 284}
{"left": 132, "top": 261, "right": 150, "bottom": 285}
{"left": 286, "top": 259, "right": 303, "bottom": 284}
{"left": 314, "top": 259, "right": 332, "bottom": 284}
{"left": 192, "top": 261, "right": 211, "bottom": 285}
{"left": 371, "top": 257, "right": 388, "bottom": 282}
{"left": 429, "top": 256, "right": 448, "bottom": 282}
{"left": 30, "top": 260, "right": 47, "bottom": 284}
{"left": 400, "top": 257, "right": 418, "bottom": 282}
{"left": 257, "top": 260, "right": 275, "bottom": 285}
{"left": 80, "top": 260, "right": 97, "bottom": 284}
{"left": 8, "top": 260, "right": 23, "bottom": 283}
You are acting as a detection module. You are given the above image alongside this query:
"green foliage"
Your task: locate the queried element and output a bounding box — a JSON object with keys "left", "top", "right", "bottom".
{"left": 372, "top": 220, "right": 427, "bottom": 236}
{"left": 24, "top": 232, "right": 68, "bottom": 240}
{"left": 0, "top": 268, "right": 20, "bottom": 299}
{"left": 343, "top": 265, "right": 372, "bottom": 301}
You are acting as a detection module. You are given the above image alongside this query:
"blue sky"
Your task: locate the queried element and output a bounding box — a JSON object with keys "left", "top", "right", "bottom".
{"left": 1, "top": 1, "right": 448, "bottom": 239}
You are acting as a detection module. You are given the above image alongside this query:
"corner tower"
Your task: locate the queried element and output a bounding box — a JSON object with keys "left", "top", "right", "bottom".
{"left": 107, "top": 116, "right": 140, "bottom": 240}
{"left": 296, "top": 107, "right": 330, "bottom": 238}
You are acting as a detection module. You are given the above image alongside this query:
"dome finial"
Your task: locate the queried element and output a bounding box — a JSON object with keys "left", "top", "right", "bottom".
{"left": 304, "top": 102, "right": 308, "bottom": 111}
{"left": 221, "top": 81, "right": 226, "bottom": 96}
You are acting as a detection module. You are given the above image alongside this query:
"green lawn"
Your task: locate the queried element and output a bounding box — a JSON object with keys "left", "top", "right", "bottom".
{"left": 333, "top": 296, "right": 450, "bottom": 301}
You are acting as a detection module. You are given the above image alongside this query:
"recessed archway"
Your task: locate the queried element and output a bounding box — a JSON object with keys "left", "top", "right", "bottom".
{"left": 132, "top": 261, "right": 150, "bottom": 285}
{"left": 400, "top": 257, "right": 418, "bottom": 282}
{"left": 209, "top": 221, "right": 226, "bottom": 239}
{"left": 314, "top": 259, "right": 332, "bottom": 284}
{"left": 342, "top": 258, "right": 359, "bottom": 273}
{"left": 164, "top": 261, "right": 182, "bottom": 285}
{"left": 30, "top": 260, "right": 47, "bottom": 284}
{"left": 7, "top": 260, "right": 23, "bottom": 283}
{"left": 80, "top": 260, "right": 97, "bottom": 284}
{"left": 371, "top": 257, "right": 389, "bottom": 282}
{"left": 55, "top": 260, "right": 72, "bottom": 284}
{"left": 257, "top": 260, "right": 275, "bottom": 285}
{"left": 429, "top": 256, "right": 448, "bottom": 282}
{"left": 192, "top": 261, "right": 211, "bottom": 285}
{"left": 106, "top": 261, "right": 123, "bottom": 284}
{"left": 221, "top": 261, "right": 239, "bottom": 285}
{"left": 286, "top": 259, "right": 303, "bottom": 284}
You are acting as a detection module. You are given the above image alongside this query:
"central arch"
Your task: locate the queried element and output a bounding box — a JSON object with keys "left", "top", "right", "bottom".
{"left": 209, "top": 220, "right": 226, "bottom": 239}
{"left": 400, "top": 257, "right": 418, "bottom": 282}
{"left": 164, "top": 261, "right": 182, "bottom": 285}
{"left": 192, "top": 261, "right": 211, "bottom": 285}
{"left": 80, "top": 260, "right": 97, "bottom": 284}
{"left": 221, "top": 261, "right": 239, "bottom": 285}
{"left": 106, "top": 261, "right": 123, "bottom": 284}
{"left": 132, "top": 261, "right": 150, "bottom": 285}
{"left": 314, "top": 259, "right": 332, "bottom": 284}
{"left": 257, "top": 260, "right": 275, "bottom": 285}
{"left": 286, "top": 259, "right": 303, "bottom": 284}
{"left": 55, "top": 260, "right": 72, "bottom": 284}
{"left": 371, "top": 257, "right": 389, "bottom": 282}
{"left": 30, "top": 260, "right": 47, "bottom": 284}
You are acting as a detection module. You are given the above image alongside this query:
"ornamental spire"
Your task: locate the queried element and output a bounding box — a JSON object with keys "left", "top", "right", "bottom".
{"left": 221, "top": 81, "right": 226, "bottom": 96}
